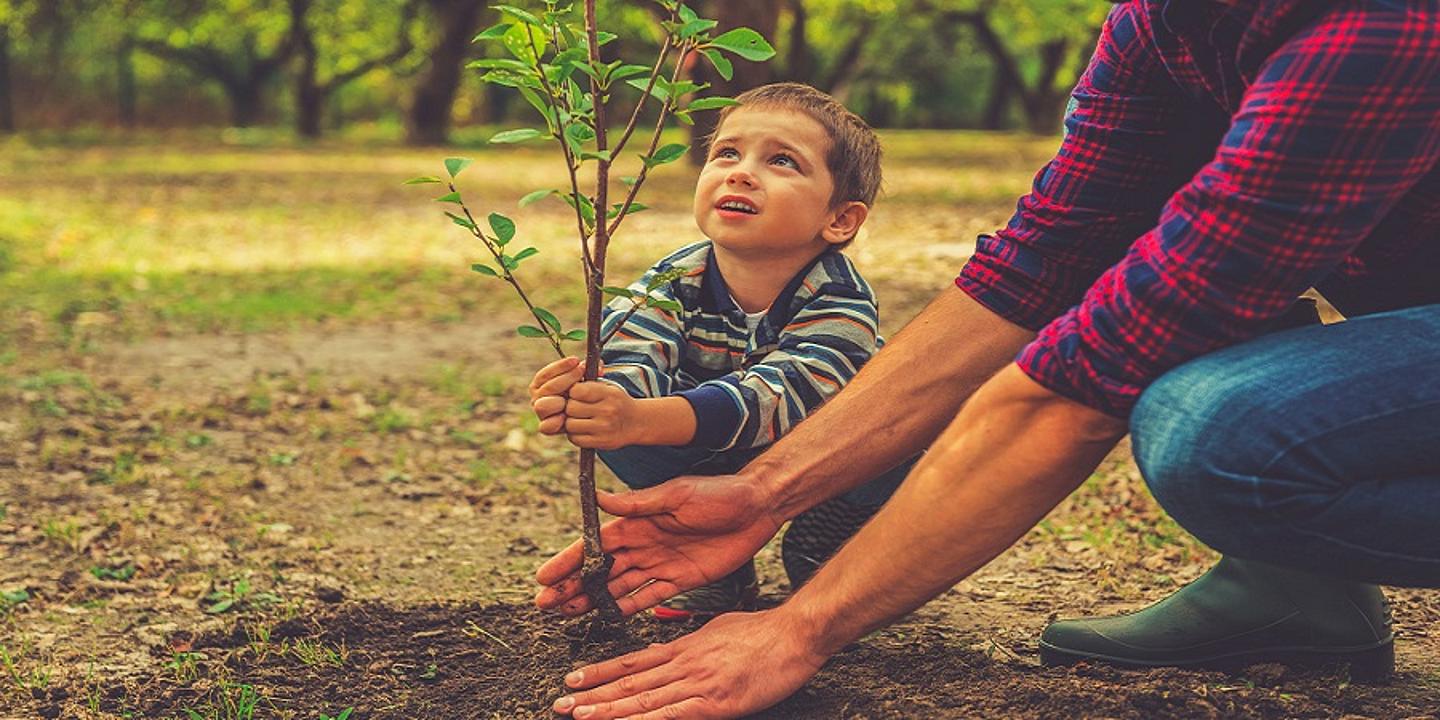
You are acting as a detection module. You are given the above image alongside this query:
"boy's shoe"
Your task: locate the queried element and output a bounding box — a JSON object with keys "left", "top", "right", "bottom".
{"left": 781, "top": 497, "right": 881, "bottom": 590}
{"left": 1039, "top": 556, "right": 1394, "bottom": 682}
{"left": 651, "top": 560, "right": 758, "bottom": 622}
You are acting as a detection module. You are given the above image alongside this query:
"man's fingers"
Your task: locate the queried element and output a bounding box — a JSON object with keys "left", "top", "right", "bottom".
{"left": 536, "top": 539, "right": 586, "bottom": 587}
{"left": 558, "top": 666, "right": 692, "bottom": 720}
{"left": 565, "top": 642, "right": 675, "bottom": 690}
{"left": 616, "top": 578, "right": 681, "bottom": 615}
{"left": 596, "top": 486, "right": 681, "bottom": 518}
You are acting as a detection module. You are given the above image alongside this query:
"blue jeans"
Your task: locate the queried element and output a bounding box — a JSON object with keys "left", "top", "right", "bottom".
{"left": 1131, "top": 303, "right": 1440, "bottom": 588}
{"left": 599, "top": 444, "right": 911, "bottom": 508}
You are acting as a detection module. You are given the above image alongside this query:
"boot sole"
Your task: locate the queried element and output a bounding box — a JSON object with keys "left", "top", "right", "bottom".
{"left": 650, "top": 585, "right": 759, "bottom": 624}
{"left": 1038, "top": 637, "right": 1394, "bottom": 684}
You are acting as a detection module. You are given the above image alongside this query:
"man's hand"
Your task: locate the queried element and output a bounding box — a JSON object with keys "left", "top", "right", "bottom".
{"left": 563, "top": 380, "right": 642, "bottom": 450}
{"left": 529, "top": 356, "right": 584, "bottom": 436}
{"left": 550, "top": 610, "right": 826, "bottom": 720}
{"left": 535, "top": 477, "right": 783, "bottom": 616}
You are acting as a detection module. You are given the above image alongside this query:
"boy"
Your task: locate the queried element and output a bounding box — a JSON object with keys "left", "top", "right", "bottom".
{"left": 529, "top": 82, "right": 911, "bottom": 621}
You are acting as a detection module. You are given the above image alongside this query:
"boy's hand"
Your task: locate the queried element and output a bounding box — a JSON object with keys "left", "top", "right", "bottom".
{"left": 529, "top": 356, "right": 584, "bottom": 435}
{"left": 564, "top": 381, "right": 641, "bottom": 450}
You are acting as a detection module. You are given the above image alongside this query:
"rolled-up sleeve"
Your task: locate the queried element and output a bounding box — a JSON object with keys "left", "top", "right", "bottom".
{"left": 1018, "top": 3, "right": 1440, "bottom": 417}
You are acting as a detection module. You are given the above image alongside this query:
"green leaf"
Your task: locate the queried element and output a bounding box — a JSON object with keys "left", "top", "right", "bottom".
{"left": 677, "top": 4, "right": 699, "bottom": 23}
{"left": 607, "top": 64, "right": 651, "bottom": 84}
{"left": 701, "top": 48, "right": 733, "bottom": 81}
{"left": 0, "top": 589, "right": 29, "bottom": 605}
{"left": 435, "top": 191, "right": 463, "bottom": 204}
{"left": 644, "top": 143, "right": 688, "bottom": 168}
{"left": 649, "top": 298, "right": 683, "bottom": 313}
{"left": 563, "top": 193, "right": 597, "bottom": 225}
{"left": 579, "top": 150, "right": 613, "bottom": 162}
{"left": 493, "top": 4, "right": 541, "bottom": 25}
{"left": 608, "top": 202, "right": 649, "bottom": 219}
{"left": 645, "top": 266, "right": 688, "bottom": 292}
{"left": 601, "top": 286, "right": 636, "bottom": 299}
{"left": 473, "top": 22, "right": 513, "bottom": 42}
{"left": 512, "top": 246, "right": 539, "bottom": 262}
{"left": 502, "top": 22, "right": 548, "bottom": 64}
{"left": 626, "top": 77, "right": 671, "bottom": 102}
{"left": 488, "top": 213, "right": 516, "bottom": 246}
{"left": 595, "top": 31, "right": 618, "bottom": 46}
{"left": 445, "top": 211, "right": 476, "bottom": 230}
{"left": 517, "top": 85, "right": 554, "bottom": 128}
{"left": 467, "top": 58, "right": 530, "bottom": 72}
{"left": 565, "top": 123, "right": 596, "bottom": 143}
{"left": 444, "top": 157, "right": 473, "bottom": 178}
{"left": 678, "top": 18, "right": 718, "bottom": 39}
{"left": 403, "top": 176, "right": 443, "bottom": 185}
{"left": 500, "top": 254, "right": 519, "bottom": 271}
{"left": 687, "top": 96, "right": 740, "bottom": 112}
{"left": 470, "top": 263, "right": 499, "bottom": 277}
{"left": 517, "top": 325, "right": 548, "bottom": 338}
{"left": 490, "top": 128, "right": 545, "bottom": 144}
{"left": 533, "top": 307, "right": 562, "bottom": 333}
{"left": 620, "top": 176, "right": 639, "bottom": 187}
{"left": 206, "top": 598, "right": 235, "bottom": 614}
{"left": 563, "top": 329, "right": 587, "bottom": 341}
{"left": 673, "top": 110, "right": 695, "bottom": 126}
{"left": 519, "top": 189, "right": 556, "bottom": 207}
{"left": 705, "top": 28, "right": 776, "bottom": 62}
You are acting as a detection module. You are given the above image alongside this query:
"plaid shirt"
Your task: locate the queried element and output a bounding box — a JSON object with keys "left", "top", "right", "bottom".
{"left": 956, "top": 0, "right": 1440, "bottom": 417}
{"left": 601, "top": 241, "right": 881, "bottom": 451}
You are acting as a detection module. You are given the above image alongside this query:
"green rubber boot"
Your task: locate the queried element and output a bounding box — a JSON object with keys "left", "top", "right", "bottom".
{"left": 1039, "top": 557, "right": 1394, "bottom": 682}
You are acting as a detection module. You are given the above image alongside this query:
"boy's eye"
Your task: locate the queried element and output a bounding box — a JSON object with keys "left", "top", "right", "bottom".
{"left": 771, "top": 154, "right": 798, "bottom": 169}
{"left": 713, "top": 147, "right": 739, "bottom": 160}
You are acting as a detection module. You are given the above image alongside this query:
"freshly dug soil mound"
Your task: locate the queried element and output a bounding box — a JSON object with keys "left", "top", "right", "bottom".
{"left": 116, "top": 602, "right": 1438, "bottom": 719}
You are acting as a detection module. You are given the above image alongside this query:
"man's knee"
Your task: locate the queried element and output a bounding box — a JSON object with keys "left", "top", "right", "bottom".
{"left": 1131, "top": 362, "right": 1261, "bottom": 537}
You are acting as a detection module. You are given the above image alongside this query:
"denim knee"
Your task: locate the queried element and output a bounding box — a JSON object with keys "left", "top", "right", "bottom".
{"left": 1130, "top": 362, "right": 1266, "bottom": 553}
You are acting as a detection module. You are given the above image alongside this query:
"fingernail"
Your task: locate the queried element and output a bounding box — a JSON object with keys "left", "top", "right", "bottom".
{"left": 553, "top": 696, "right": 575, "bottom": 712}
{"left": 574, "top": 707, "right": 593, "bottom": 719}
{"left": 565, "top": 669, "right": 584, "bottom": 686}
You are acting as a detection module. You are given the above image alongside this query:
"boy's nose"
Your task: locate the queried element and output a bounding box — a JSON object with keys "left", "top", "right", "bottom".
{"left": 726, "top": 169, "right": 757, "bottom": 187}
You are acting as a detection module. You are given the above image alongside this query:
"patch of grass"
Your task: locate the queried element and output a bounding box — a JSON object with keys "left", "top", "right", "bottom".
{"left": 40, "top": 517, "right": 82, "bottom": 553}
{"left": 165, "top": 651, "right": 202, "bottom": 685}
{"left": 204, "top": 577, "right": 281, "bottom": 615}
{"left": 89, "top": 564, "right": 137, "bottom": 582}
{"left": 289, "top": 638, "right": 347, "bottom": 667}
{"left": 0, "top": 641, "right": 51, "bottom": 691}
{"left": 184, "top": 680, "right": 263, "bottom": 720}
{"left": 372, "top": 406, "right": 417, "bottom": 434}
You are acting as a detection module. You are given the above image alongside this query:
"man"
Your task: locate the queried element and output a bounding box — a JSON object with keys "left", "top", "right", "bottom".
{"left": 535, "top": 1, "right": 1440, "bottom": 717}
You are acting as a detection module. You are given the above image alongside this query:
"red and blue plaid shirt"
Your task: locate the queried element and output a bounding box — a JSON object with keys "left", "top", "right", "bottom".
{"left": 956, "top": 0, "right": 1440, "bottom": 417}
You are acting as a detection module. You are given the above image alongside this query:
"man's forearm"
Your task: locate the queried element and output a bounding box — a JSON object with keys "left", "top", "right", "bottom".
{"left": 777, "top": 365, "right": 1128, "bottom": 656}
{"left": 745, "top": 284, "right": 1035, "bottom": 520}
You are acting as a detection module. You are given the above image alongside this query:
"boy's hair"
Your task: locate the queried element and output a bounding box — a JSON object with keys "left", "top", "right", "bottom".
{"left": 712, "top": 82, "right": 882, "bottom": 209}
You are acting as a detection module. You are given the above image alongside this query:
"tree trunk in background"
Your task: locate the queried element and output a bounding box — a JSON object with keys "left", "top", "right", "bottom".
{"left": 406, "top": 0, "right": 483, "bottom": 146}
{"left": 117, "top": 36, "right": 137, "bottom": 129}
{"left": 687, "top": 0, "right": 779, "bottom": 164}
{"left": 290, "top": 0, "right": 323, "bottom": 139}
{"left": 0, "top": 26, "right": 13, "bottom": 133}
{"left": 981, "top": 63, "right": 1012, "bottom": 130}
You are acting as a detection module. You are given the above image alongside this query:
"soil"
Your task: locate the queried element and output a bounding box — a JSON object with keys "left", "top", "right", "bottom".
{"left": 107, "top": 601, "right": 1439, "bottom": 719}
{"left": 5, "top": 319, "right": 1439, "bottom": 719}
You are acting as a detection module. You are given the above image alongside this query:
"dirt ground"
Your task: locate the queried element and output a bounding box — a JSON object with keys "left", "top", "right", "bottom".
{"left": 3, "top": 316, "right": 1439, "bottom": 719}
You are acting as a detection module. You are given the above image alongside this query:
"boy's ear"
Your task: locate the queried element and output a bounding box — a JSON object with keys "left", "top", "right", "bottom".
{"left": 821, "top": 201, "right": 869, "bottom": 246}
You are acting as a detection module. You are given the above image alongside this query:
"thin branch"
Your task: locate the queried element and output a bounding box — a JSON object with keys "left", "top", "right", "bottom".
{"left": 597, "top": 300, "right": 645, "bottom": 348}
{"left": 453, "top": 185, "right": 564, "bottom": 357}
{"left": 606, "top": 41, "right": 693, "bottom": 239}
{"left": 610, "top": 25, "right": 675, "bottom": 160}
{"left": 527, "top": 25, "right": 595, "bottom": 275}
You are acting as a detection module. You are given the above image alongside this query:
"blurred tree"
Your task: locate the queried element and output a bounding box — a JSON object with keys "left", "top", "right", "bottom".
{"left": 132, "top": 0, "right": 294, "bottom": 127}
{"left": 685, "top": 0, "right": 780, "bottom": 163}
{"left": 289, "top": 0, "right": 422, "bottom": 139}
{"left": 405, "top": 0, "right": 485, "bottom": 145}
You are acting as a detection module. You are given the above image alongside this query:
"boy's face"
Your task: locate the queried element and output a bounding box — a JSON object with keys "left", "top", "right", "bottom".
{"left": 693, "top": 107, "right": 862, "bottom": 260}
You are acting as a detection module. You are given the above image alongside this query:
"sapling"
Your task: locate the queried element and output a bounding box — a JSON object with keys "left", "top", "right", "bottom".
{"left": 409, "top": 1, "right": 774, "bottom": 619}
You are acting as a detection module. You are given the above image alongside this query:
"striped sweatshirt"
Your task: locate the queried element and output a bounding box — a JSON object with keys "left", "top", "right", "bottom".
{"left": 600, "top": 241, "right": 882, "bottom": 452}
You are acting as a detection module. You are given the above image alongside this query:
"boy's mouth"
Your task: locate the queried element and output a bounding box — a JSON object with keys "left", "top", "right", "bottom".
{"left": 715, "top": 196, "right": 759, "bottom": 215}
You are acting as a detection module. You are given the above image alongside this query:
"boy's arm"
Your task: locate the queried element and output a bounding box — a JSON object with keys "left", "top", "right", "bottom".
{"left": 677, "top": 285, "right": 879, "bottom": 451}
{"left": 594, "top": 267, "right": 689, "bottom": 400}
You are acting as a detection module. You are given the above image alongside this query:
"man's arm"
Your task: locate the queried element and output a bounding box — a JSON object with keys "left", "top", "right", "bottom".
{"left": 550, "top": 366, "right": 1127, "bottom": 719}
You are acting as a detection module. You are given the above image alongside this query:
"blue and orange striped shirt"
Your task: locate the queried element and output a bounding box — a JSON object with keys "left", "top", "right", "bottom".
{"left": 600, "top": 241, "right": 882, "bottom": 451}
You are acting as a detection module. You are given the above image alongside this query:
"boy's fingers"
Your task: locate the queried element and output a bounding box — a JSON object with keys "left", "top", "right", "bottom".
{"left": 530, "top": 357, "right": 582, "bottom": 395}
{"left": 568, "top": 381, "right": 617, "bottom": 402}
{"left": 533, "top": 395, "right": 567, "bottom": 419}
{"left": 537, "top": 414, "right": 567, "bottom": 435}
{"left": 536, "top": 367, "right": 585, "bottom": 398}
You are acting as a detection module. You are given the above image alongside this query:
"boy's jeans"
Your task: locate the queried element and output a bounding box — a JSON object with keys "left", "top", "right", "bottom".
{"left": 599, "top": 444, "right": 910, "bottom": 509}
{"left": 1130, "top": 303, "right": 1440, "bottom": 588}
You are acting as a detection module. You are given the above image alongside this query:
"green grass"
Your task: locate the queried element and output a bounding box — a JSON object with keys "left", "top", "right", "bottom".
{"left": 0, "top": 131, "right": 1054, "bottom": 347}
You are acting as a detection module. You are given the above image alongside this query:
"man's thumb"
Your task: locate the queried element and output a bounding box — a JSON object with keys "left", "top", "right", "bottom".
{"left": 597, "top": 487, "right": 674, "bottom": 517}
